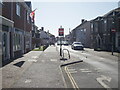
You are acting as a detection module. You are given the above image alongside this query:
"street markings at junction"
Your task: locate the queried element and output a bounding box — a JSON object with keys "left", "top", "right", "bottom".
{"left": 64, "top": 66, "right": 79, "bottom": 90}
{"left": 96, "top": 75, "right": 112, "bottom": 89}
{"left": 68, "top": 68, "right": 77, "bottom": 74}
{"left": 80, "top": 69, "right": 92, "bottom": 73}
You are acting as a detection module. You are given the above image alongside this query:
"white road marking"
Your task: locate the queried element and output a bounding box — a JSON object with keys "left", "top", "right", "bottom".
{"left": 31, "top": 56, "right": 38, "bottom": 59}
{"left": 80, "top": 69, "right": 92, "bottom": 73}
{"left": 50, "top": 59, "right": 57, "bottom": 61}
{"left": 28, "top": 59, "right": 37, "bottom": 62}
{"left": 69, "top": 71, "right": 78, "bottom": 74}
{"left": 96, "top": 75, "right": 112, "bottom": 89}
{"left": 82, "top": 71, "right": 92, "bottom": 73}
{"left": 68, "top": 69, "right": 77, "bottom": 74}
{"left": 80, "top": 69, "right": 89, "bottom": 71}
{"left": 25, "top": 79, "right": 31, "bottom": 83}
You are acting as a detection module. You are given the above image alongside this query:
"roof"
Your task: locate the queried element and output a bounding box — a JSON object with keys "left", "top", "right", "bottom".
{"left": 103, "top": 7, "right": 120, "bottom": 17}
{"left": 73, "top": 20, "right": 90, "bottom": 30}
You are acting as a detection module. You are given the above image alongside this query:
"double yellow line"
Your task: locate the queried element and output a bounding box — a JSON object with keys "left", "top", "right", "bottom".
{"left": 65, "top": 66, "right": 80, "bottom": 90}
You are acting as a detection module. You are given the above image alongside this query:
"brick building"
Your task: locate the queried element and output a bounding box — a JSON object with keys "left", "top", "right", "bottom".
{"left": 1, "top": 1, "right": 32, "bottom": 63}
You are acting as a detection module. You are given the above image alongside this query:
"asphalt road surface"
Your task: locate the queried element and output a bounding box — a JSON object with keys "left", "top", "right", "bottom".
{"left": 59, "top": 45, "right": 118, "bottom": 90}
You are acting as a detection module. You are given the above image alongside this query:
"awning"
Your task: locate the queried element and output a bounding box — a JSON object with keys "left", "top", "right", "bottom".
{"left": 0, "top": 15, "right": 14, "bottom": 27}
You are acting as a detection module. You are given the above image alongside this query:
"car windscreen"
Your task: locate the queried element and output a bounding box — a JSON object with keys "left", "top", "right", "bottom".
{"left": 74, "top": 43, "right": 81, "bottom": 45}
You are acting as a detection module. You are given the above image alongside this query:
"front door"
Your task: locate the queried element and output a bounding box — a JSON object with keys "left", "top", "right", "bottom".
{"left": 2, "top": 32, "right": 8, "bottom": 61}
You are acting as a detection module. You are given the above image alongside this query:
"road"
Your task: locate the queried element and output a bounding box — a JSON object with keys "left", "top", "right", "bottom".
{"left": 58, "top": 45, "right": 118, "bottom": 89}
{"left": 2, "top": 45, "right": 119, "bottom": 89}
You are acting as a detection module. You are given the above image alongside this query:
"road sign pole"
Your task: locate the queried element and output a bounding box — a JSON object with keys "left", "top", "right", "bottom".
{"left": 60, "top": 37, "right": 62, "bottom": 56}
{"left": 58, "top": 26, "right": 64, "bottom": 57}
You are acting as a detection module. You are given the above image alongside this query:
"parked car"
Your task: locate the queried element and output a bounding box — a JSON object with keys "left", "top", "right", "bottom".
{"left": 57, "top": 41, "right": 64, "bottom": 45}
{"left": 71, "top": 42, "right": 84, "bottom": 50}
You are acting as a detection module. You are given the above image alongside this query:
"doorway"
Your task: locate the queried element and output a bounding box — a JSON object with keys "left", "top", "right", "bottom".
{"left": 2, "top": 32, "right": 8, "bottom": 61}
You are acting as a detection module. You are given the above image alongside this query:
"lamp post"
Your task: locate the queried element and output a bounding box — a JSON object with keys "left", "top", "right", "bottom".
{"left": 111, "top": 28, "right": 116, "bottom": 55}
{"left": 111, "top": 12, "right": 116, "bottom": 55}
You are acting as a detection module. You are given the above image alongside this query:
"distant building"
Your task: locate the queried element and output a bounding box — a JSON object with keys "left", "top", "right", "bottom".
{"left": 70, "top": 20, "right": 91, "bottom": 48}
{"left": 32, "top": 24, "right": 41, "bottom": 48}
{"left": 65, "top": 34, "right": 70, "bottom": 44}
{"left": 39, "top": 27, "right": 50, "bottom": 45}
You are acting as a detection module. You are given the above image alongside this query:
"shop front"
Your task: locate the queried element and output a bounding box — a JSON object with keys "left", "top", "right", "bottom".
{"left": 0, "top": 15, "right": 14, "bottom": 62}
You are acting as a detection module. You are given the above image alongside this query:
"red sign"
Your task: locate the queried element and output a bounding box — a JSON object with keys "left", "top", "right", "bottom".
{"left": 111, "top": 29, "right": 116, "bottom": 32}
{"left": 59, "top": 28, "right": 64, "bottom": 36}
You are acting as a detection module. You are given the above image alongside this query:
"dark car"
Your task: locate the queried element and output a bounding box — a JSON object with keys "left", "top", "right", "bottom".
{"left": 71, "top": 42, "right": 84, "bottom": 50}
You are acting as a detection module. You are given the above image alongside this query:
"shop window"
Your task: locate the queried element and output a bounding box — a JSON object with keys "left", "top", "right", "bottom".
{"left": 14, "top": 33, "right": 21, "bottom": 51}
{"left": 26, "top": 36, "right": 30, "bottom": 49}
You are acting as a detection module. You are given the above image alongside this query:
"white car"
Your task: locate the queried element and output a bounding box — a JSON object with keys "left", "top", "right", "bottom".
{"left": 71, "top": 42, "right": 84, "bottom": 50}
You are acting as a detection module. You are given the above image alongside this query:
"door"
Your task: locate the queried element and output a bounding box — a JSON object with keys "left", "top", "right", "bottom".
{"left": 2, "top": 32, "right": 8, "bottom": 61}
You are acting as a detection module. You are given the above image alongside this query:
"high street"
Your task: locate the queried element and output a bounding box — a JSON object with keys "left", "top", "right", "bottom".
{"left": 1, "top": 1, "right": 120, "bottom": 90}
{"left": 1, "top": 45, "right": 119, "bottom": 90}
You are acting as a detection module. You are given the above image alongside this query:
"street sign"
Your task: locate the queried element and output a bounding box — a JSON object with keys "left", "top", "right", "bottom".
{"left": 58, "top": 28, "right": 64, "bottom": 36}
{"left": 111, "top": 29, "right": 116, "bottom": 32}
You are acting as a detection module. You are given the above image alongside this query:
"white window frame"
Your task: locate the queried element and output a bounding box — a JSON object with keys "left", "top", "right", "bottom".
{"left": 104, "top": 20, "right": 107, "bottom": 24}
{"left": 27, "top": 11, "right": 30, "bottom": 23}
{"left": 16, "top": 3, "right": 21, "bottom": 16}
{"left": 91, "top": 23, "right": 93, "bottom": 28}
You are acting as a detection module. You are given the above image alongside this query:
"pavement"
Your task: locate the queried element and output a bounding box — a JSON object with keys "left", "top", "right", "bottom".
{"left": 2, "top": 45, "right": 66, "bottom": 89}
{"left": 2, "top": 50, "right": 43, "bottom": 88}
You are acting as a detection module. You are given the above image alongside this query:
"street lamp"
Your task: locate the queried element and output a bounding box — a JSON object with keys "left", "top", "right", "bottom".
{"left": 111, "top": 21, "right": 115, "bottom": 55}
{"left": 111, "top": 12, "right": 116, "bottom": 55}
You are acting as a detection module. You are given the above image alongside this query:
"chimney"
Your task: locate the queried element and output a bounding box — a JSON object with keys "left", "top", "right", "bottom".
{"left": 81, "top": 19, "right": 85, "bottom": 23}
{"left": 41, "top": 27, "right": 44, "bottom": 31}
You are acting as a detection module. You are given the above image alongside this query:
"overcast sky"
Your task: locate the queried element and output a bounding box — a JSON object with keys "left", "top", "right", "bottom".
{"left": 28, "top": 0, "right": 119, "bottom": 36}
